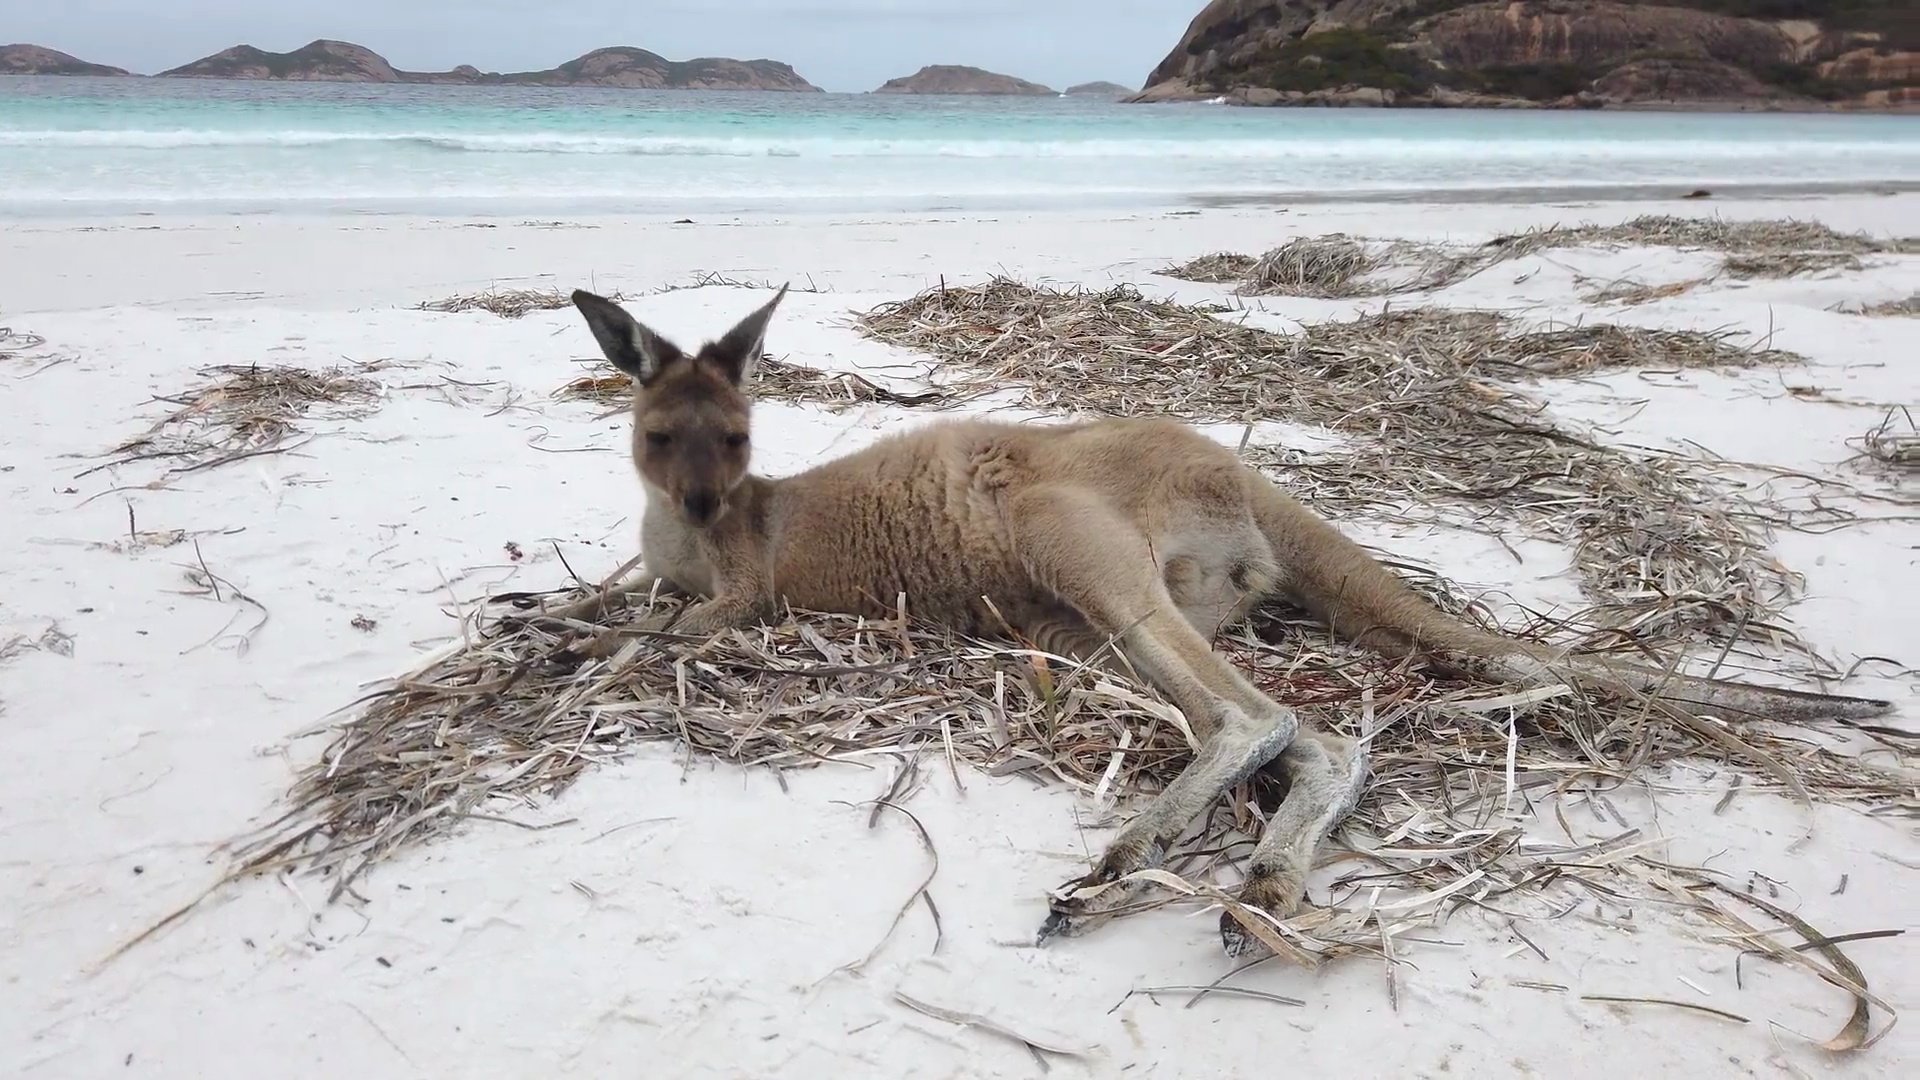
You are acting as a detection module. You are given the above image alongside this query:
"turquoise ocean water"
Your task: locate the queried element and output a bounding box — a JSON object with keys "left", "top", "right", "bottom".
{"left": 2, "top": 77, "right": 1918, "bottom": 216}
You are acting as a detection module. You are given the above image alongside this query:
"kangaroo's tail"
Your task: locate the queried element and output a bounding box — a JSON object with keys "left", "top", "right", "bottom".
{"left": 1245, "top": 474, "right": 1893, "bottom": 723}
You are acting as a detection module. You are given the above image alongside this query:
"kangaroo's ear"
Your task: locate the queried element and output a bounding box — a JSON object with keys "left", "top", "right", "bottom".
{"left": 705, "top": 284, "right": 789, "bottom": 385}
{"left": 571, "top": 290, "right": 683, "bottom": 384}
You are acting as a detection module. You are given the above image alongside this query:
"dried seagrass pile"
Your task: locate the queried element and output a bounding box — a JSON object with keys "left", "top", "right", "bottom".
{"left": 1162, "top": 234, "right": 1479, "bottom": 298}
{"left": 1493, "top": 214, "right": 1919, "bottom": 261}
{"left": 225, "top": 558, "right": 1907, "bottom": 1044}
{"left": 1159, "top": 252, "right": 1258, "bottom": 284}
{"left": 208, "top": 277, "right": 1909, "bottom": 1048}
{"left": 556, "top": 354, "right": 949, "bottom": 411}
{"left": 1161, "top": 215, "right": 1917, "bottom": 298}
{"left": 1860, "top": 293, "right": 1920, "bottom": 317}
{"left": 1238, "top": 235, "right": 1378, "bottom": 297}
{"left": 418, "top": 286, "right": 593, "bottom": 318}
{"left": 97, "top": 362, "right": 384, "bottom": 476}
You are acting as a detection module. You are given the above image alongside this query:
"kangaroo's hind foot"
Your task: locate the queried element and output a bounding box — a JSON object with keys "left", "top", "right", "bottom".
{"left": 1218, "top": 728, "right": 1369, "bottom": 958}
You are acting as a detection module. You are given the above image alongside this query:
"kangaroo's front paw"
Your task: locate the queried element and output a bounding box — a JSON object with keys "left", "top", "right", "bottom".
{"left": 669, "top": 601, "right": 742, "bottom": 638}
{"left": 532, "top": 589, "right": 636, "bottom": 625}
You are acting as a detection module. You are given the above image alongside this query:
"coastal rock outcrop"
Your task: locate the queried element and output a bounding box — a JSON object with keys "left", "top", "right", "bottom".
{"left": 1133, "top": 1, "right": 1918, "bottom": 109}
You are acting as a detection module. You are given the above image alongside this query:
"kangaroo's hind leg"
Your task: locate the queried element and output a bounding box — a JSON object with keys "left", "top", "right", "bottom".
{"left": 1219, "top": 728, "right": 1369, "bottom": 957}
{"left": 1163, "top": 535, "right": 1372, "bottom": 954}
{"left": 1008, "top": 486, "right": 1302, "bottom": 944}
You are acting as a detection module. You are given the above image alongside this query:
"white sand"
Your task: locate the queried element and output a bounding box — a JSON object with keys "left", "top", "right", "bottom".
{"left": 2, "top": 195, "right": 1917, "bottom": 1077}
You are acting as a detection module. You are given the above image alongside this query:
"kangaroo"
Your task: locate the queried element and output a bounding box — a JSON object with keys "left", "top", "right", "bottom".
{"left": 551, "top": 285, "right": 1894, "bottom": 957}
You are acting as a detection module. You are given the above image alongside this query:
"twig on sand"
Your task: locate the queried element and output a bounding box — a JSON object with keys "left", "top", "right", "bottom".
{"left": 826, "top": 798, "right": 943, "bottom": 977}
{"left": 1, "top": 325, "right": 51, "bottom": 362}
{"left": 892, "top": 990, "right": 1094, "bottom": 1059}
{"left": 1579, "top": 994, "right": 1751, "bottom": 1025}
{"left": 1848, "top": 407, "right": 1918, "bottom": 474}
{"left": 1116, "top": 984, "right": 1306, "bottom": 1010}
{"left": 178, "top": 544, "right": 270, "bottom": 656}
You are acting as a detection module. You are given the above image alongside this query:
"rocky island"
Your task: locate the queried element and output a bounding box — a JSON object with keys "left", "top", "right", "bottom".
{"left": 874, "top": 65, "right": 1056, "bottom": 95}
{"left": 0, "top": 44, "right": 131, "bottom": 76}
{"left": 158, "top": 40, "right": 475, "bottom": 82}
{"left": 491, "top": 47, "right": 818, "bottom": 90}
{"left": 155, "top": 39, "right": 820, "bottom": 90}
{"left": 1065, "top": 80, "right": 1136, "bottom": 97}
{"left": 1132, "top": 1, "right": 1919, "bottom": 110}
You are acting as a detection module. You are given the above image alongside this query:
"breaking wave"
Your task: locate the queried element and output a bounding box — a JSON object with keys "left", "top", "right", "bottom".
{"left": 5, "top": 127, "right": 1913, "bottom": 162}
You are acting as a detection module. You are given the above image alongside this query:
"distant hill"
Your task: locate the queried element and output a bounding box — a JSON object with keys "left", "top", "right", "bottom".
{"left": 491, "top": 47, "right": 819, "bottom": 90}
{"left": 874, "top": 65, "right": 1056, "bottom": 95}
{"left": 158, "top": 40, "right": 473, "bottom": 83}
{"left": 1065, "top": 80, "right": 1136, "bottom": 97}
{"left": 156, "top": 39, "right": 821, "bottom": 90}
{"left": 1133, "top": 1, "right": 1918, "bottom": 110}
{"left": 0, "top": 43, "right": 131, "bottom": 76}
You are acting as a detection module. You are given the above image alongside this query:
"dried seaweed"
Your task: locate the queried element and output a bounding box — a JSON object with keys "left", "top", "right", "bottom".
{"left": 1160, "top": 252, "right": 1258, "bottom": 284}
{"left": 1490, "top": 214, "right": 1917, "bottom": 261}
{"left": 1858, "top": 294, "right": 1920, "bottom": 318}
{"left": 1164, "top": 216, "right": 1912, "bottom": 298}
{"left": 418, "top": 287, "right": 612, "bottom": 318}
{"left": 1239, "top": 236, "right": 1376, "bottom": 297}
{"left": 222, "top": 562, "right": 1910, "bottom": 1005}
{"left": 1581, "top": 277, "right": 1713, "bottom": 306}
{"left": 96, "top": 362, "right": 383, "bottom": 476}
{"left": 1723, "top": 251, "right": 1864, "bottom": 279}
{"left": 556, "top": 355, "right": 950, "bottom": 411}
{"left": 652, "top": 271, "right": 829, "bottom": 294}
{"left": 1162, "top": 237, "right": 1472, "bottom": 298}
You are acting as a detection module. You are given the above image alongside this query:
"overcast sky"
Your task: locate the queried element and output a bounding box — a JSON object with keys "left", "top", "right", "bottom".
{"left": 2, "top": 0, "right": 1204, "bottom": 91}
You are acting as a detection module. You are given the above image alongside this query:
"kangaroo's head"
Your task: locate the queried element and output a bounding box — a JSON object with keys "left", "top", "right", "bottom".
{"left": 571, "top": 285, "right": 787, "bottom": 527}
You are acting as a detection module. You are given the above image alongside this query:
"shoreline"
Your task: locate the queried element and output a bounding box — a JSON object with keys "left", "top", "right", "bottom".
{"left": 7, "top": 192, "right": 1917, "bottom": 317}
{"left": 4, "top": 178, "right": 1919, "bottom": 224}
{"left": 5, "top": 73, "right": 1917, "bottom": 115}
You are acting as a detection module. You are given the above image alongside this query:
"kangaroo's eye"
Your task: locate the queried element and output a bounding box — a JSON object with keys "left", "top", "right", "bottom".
{"left": 724, "top": 433, "right": 749, "bottom": 449}
{"left": 645, "top": 431, "right": 671, "bottom": 447}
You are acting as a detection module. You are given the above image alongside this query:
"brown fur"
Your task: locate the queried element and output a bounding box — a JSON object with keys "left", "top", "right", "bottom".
{"left": 557, "top": 287, "right": 1893, "bottom": 956}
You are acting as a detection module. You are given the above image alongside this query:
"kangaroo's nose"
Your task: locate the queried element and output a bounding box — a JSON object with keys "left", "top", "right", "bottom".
{"left": 682, "top": 490, "right": 719, "bottom": 524}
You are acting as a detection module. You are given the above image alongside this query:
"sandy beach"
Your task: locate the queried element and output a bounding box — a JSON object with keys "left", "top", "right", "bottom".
{"left": 3, "top": 194, "right": 1917, "bottom": 1078}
